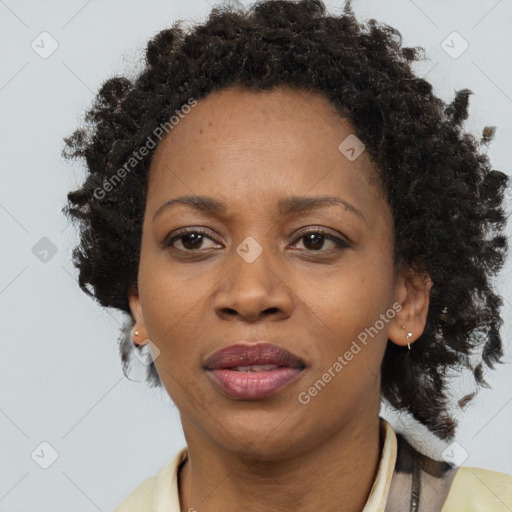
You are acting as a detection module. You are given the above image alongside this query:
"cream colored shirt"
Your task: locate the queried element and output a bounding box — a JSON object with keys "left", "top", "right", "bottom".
{"left": 114, "top": 419, "right": 512, "bottom": 511}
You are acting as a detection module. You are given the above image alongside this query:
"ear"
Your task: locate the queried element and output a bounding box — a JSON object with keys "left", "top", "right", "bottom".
{"left": 388, "top": 266, "right": 433, "bottom": 348}
{"left": 127, "top": 286, "right": 149, "bottom": 347}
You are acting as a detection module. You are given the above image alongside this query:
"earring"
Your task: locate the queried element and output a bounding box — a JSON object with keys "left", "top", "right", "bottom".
{"left": 401, "top": 325, "right": 413, "bottom": 350}
{"left": 125, "top": 329, "right": 158, "bottom": 382}
{"left": 132, "top": 328, "right": 142, "bottom": 346}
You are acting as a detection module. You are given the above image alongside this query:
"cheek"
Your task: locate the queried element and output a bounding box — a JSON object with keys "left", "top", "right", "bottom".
{"left": 299, "top": 258, "right": 394, "bottom": 376}
{"left": 137, "top": 261, "right": 220, "bottom": 400}
{"left": 137, "top": 255, "right": 192, "bottom": 364}
{"left": 298, "top": 272, "right": 391, "bottom": 416}
{"left": 306, "top": 264, "right": 391, "bottom": 330}
{"left": 139, "top": 269, "right": 205, "bottom": 404}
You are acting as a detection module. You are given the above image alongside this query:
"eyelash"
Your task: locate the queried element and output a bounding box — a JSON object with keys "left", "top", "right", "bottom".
{"left": 163, "top": 227, "right": 350, "bottom": 254}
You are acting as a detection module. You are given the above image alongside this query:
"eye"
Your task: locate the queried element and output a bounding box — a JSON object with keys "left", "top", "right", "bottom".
{"left": 162, "top": 227, "right": 350, "bottom": 254}
{"left": 290, "top": 228, "right": 350, "bottom": 252}
{"left": 163, "top": 228, "right": 221, "bottom": 252}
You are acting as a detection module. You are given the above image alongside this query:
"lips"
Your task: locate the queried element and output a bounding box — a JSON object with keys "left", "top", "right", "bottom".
{"left": 204, "top": 343, "right": 306, "bottom": 399}
{"left": 204, "top": 343, "right": 306, "bottom": 370}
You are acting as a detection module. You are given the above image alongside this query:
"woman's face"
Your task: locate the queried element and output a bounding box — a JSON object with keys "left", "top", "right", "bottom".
{"left": 129, "top": 86, "right": 420, "bottom": 460}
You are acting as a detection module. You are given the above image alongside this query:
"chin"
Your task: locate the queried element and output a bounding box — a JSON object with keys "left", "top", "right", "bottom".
{"left": 214, "top": 415, "right": 310, "bottom": 461}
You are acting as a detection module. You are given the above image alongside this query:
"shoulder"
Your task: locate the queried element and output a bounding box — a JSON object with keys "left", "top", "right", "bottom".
{"left": 113, "top": 446, "right": 188, "bottom": 512}
{"left": 113, "top": 474, "right": 157, "bottom": 512}
{"left": 442, "top": 466, "right": 512, "bottom": 511}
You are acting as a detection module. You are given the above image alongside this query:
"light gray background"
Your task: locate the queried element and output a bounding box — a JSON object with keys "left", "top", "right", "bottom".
{"left": 1, "top": 0, "right": 511, "bottom": 510}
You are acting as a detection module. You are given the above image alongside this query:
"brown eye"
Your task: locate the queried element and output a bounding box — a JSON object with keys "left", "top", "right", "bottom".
{"left": 163, "top": 229, "right": 221, "bottom": 252}
{"left": 291, "top": 229, "right": 350, "bottom": 252}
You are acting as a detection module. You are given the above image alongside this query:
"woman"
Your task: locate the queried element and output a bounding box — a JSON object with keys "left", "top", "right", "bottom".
{"left": 62, "top": 0, "right": 512, "bottom": 510}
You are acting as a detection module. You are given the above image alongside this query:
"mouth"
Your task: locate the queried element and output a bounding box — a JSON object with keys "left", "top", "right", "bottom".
{"left": 203, "top": 342, "right": 306, "bottom": 400}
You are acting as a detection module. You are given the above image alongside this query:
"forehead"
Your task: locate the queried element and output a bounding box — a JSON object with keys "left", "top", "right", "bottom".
{"left": 147, "top": 85, "right": 383, "bottom": 213}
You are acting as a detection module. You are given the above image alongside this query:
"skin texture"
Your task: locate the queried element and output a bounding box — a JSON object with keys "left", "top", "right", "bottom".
{"left": 128, "top": 85, "right": 432, "bottom": 512}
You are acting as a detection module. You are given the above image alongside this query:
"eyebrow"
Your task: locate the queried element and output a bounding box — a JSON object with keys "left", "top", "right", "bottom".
{"left": 152, "top": 194, "right": 366, "bottom": 223}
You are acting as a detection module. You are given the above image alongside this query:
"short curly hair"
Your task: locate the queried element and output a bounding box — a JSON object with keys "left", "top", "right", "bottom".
{"left": 62, "top": 0, "right": 510, "bottom": 441}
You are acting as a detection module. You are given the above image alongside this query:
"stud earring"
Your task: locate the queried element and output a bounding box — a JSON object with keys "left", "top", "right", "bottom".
{"left": 132, "top": 328, "right": 142, "bottom": 346}
{"left": 125, "top": 327, "right": 157, "bottom": 383}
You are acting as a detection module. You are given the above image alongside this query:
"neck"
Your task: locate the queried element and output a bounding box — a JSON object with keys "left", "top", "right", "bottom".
{"left": 178, "top": 413, "right": 383, "bottom": 512}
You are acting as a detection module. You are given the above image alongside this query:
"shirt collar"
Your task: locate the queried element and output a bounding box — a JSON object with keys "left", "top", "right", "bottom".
{"left": 362, "top": 417, "right": 398, "bottom": 511}
{"left": 153, "top": 417, "right": 398, "bottom": 511}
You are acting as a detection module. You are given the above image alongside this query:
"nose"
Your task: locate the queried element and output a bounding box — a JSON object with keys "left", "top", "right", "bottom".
{"left": 213, "top": 247, "right": 294, "bottom": 323}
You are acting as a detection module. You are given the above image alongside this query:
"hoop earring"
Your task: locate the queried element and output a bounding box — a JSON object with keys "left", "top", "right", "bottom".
{"left": 401, "top": 325, "right": 413, "bottom": 350}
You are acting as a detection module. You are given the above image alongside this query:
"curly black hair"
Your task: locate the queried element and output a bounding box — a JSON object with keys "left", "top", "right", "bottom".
{"left": 62, "top": 0, "right": 510, "bottom": 441}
